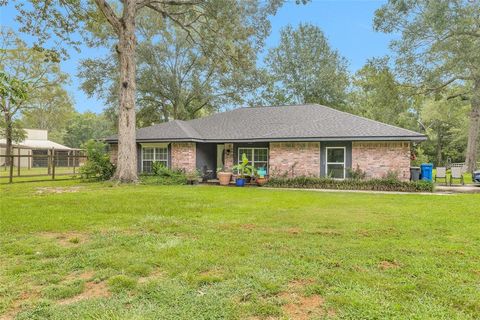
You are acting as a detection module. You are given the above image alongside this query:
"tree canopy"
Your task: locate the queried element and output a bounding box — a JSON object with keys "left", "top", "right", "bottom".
{"left": 260, "top": 23, "right": 349, "bottom": 108}
{"left": 374, "top": 0, "right": 480, "bottom": 171}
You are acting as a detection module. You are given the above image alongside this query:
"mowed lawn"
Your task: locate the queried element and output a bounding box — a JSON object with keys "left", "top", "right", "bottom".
{"left": 0, "top": 181, "right": 479, "bottom": 319}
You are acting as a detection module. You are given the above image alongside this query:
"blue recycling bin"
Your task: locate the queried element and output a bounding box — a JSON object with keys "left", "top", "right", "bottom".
{"left": 420, "top": 163, "right": 433, "bottom": 181}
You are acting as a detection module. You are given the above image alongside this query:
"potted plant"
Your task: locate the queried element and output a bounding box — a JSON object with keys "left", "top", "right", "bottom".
{"left": 255, "top": 167, "right": 268, "bottom": 186}
{"left": 232, "top": 153, "right": 255, "bottom": 187}
{"left": 217, "top": 166, "right": 232, "bottom": 186}
{"left": 186, "top": 169, "right": 202, "bottom": 185}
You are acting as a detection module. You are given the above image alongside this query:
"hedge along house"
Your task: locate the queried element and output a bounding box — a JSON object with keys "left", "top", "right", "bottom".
{"left": 105, "top": 104, "right": 426, "bottom": 181}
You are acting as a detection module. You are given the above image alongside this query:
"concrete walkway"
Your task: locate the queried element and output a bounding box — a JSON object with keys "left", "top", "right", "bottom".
{"left": 435, "top": 185, "right": 480, "bottom": 194}
{"left": 261, "top": 187, "right": 447, "bottom": 196}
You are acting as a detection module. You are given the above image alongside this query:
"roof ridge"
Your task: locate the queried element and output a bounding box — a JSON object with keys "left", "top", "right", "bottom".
{"left": 310, "top": 104, "right": 423, "bottom": 135}
{"left": 174, "top": 119, "right": 202, "bottom": 138}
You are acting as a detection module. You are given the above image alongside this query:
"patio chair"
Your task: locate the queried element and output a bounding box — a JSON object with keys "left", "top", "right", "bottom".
{"left": 435, "top": 167, "right": 447, "bottom": 185}
{"left": 449, "top": 167, "right": 464, "bottom": 186}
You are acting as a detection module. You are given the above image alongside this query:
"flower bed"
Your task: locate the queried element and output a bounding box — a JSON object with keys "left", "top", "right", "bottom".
{"left": 264, "top": 176, "right": 434, "bottom": 192}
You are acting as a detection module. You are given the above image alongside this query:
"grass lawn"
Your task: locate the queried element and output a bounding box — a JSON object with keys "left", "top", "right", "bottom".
{"left": 0, "top": 181, "right": 479, "bottom": 319}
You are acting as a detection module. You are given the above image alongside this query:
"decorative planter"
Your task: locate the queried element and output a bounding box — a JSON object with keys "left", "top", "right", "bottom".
{"left": 256, "top": 177, "right": 268, "bottom": 186}
{"left": 235, "top": 178, "right": 246, "bottom": 187}
{"left": 217, "top": 172, "right": 232, "bottom": 186}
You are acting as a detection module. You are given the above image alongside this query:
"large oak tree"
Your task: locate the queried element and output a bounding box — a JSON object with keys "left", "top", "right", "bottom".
{"left": 8, "top": 0, "right": 287, "bottom": 182}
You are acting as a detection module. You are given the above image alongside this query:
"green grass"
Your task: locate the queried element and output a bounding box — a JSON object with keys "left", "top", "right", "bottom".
{"left": 0, "top": 181, "right": 479, "bottom": 319}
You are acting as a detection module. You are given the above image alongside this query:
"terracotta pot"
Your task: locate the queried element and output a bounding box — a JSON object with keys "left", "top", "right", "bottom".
{"left": 217, "top": 172, "right": 232, "bottom": 186}
{"left": 256, "top": 177, "right": 268, "bottom": 186}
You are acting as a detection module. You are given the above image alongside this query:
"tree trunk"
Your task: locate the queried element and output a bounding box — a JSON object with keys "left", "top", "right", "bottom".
{"left": 113, "top": 2, "right": 138, "bottom": 183}
{"left": 465, "top": 79, "right": 480, "bottom": 172}
{"left": 436, "top": 130, "right": 443, "bottom": 166}
{"left": 4, "top": 110, "right": 12, "bottom": 167}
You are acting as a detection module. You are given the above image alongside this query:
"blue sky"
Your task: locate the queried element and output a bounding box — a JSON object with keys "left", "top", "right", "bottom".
{"left": 1, "top": 0, "right": 392, "bottom": 113}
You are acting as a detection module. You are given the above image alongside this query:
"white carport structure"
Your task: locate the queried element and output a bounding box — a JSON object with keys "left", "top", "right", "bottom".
{"left": 0, "top": 129, "right": 73, "bottom": 168}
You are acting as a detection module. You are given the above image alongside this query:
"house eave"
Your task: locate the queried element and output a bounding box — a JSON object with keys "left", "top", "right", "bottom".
{"left": 104, "top": 135, "right": 427, "bottom": 144}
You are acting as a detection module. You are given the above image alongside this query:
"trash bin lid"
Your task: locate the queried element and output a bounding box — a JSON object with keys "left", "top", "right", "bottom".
{"left": 420, "top": 163, "right": 433, "bottom": 168}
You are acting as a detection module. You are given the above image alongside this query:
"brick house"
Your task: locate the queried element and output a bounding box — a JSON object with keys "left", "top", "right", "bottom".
{"left": 105, "top": 104, "right": 426, "bottom": 181}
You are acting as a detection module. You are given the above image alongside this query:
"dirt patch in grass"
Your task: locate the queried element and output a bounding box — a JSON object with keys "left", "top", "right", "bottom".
{"left": 38, "top": 232, "right": 90, "bottom": 247}
{"left": 378, "top": 260, "right": 401, "bottom": 270}
{"left": 35, "top": 186, "right": 83, "bottom": 194}
{"left": 276, "top": 280, "right": 336, "bottom": 320}
{"left": 0, "top": 289, "right": 40, "bottom": 320}
{"left": 64, "top": 271, "right": 96, "bottom": 282}
{"left": 307, "top": 229, "right": 342, "bottom": 237}
{"left": 138, "top": 269, "right": 165, "bottom": 284}
{"left": 58, "top": 280, "right": 110, "bottom": 305}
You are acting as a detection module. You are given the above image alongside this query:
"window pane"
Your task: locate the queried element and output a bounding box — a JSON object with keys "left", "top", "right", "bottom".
{"left": 254, "top": 161, "right": 268, "bottom": 172}
{"left": 238, "top": 148, "right": 253, "bottom": 162}
{"left": 143, "top": 148, "right": 154, "bottom": 160}
{"left": 157, "top": 160, "right": 168, "bottom": 167}
{"left": 254, "top": 149, "right": 268, "bottom": 162}
{"left": 143, "top": 161, "right": 152, "bottom": 173}
{"left": 155, "top": 147, "right": 168, "bottom": 161}
{"left": 327, "top": 164, "right": 344, "bottom": 179}
{"left": 327, "top": 148, "right": 344, "bottom": 163}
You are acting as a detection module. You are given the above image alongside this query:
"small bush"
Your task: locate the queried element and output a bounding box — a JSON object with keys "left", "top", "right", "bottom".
{"left": 264, "top": 176, "right": 434, "bottom": 192}
{"left": 80, "top": 140, "right": 115, "bottom": 181}
{"left": 348, "top": 165, "right": 366, "bottom": 180}
{"left": 140, "top": 164, "right": 188, "bottom": 185}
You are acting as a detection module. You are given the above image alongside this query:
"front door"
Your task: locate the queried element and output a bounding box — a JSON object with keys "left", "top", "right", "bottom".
{"left": 216, "top": 144, "right": 225, "bottom": 169}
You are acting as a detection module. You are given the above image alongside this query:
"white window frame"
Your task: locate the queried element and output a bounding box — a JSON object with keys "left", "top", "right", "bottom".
{"left": 141, "top": 143, "right": 169, "bottom": 173}
{"left": 325, "top": 146, "right": 346, "bottom": 180}
{"left": 237, "top": 147, "right": 269, "bottom": 174}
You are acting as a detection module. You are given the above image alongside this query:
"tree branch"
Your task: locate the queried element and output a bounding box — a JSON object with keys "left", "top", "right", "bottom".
{"left": 93, "top": 0, "right": 122, "bottom": 35}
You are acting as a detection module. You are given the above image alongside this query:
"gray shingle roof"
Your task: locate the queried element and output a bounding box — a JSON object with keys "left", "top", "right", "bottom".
{"left": 105, "top": 104, "right": 426, "bottom": 142}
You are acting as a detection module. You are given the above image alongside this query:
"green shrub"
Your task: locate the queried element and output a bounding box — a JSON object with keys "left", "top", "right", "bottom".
{"left": 80, "top": 140, "right": 115, "bottom": 181}
{"left": 264, "top": 176, "right": 434, "bottom": 192}
{"left": 347, "top": 165, "right": 367, "bottom": 180}
{"left": 140, "top": 164, "right": 188, "bottom": 185}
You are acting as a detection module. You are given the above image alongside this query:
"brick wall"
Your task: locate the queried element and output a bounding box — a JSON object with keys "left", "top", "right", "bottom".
{"left": 269, "top": 142, "right": 321, "bottom": 177}
{"left": 109, "top": 144, "right": 118, "bottom": 165}
{"left": 171, "top": 142, "right": 196, "bottom": 172}
{"left": 352, "top": 141, "right": 411, "bottom": 180}
{"left": 224, "top": 143, "right": 234, "bottom": 170}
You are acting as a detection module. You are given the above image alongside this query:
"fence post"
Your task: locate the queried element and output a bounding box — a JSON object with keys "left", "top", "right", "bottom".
{"left": 73, "top": 150, "right": 76, "bottom": 174}
{"left": 47, "top": 149, "right": 51, "bottom": 175}
{"left": 9, "top": 155, "right": 14, "bottom": 183}
{"left": 52, "top": 148, "right": 56, "bottom": 180}
{"left": 17, "top": 148, "right": 21, "bottom": 176}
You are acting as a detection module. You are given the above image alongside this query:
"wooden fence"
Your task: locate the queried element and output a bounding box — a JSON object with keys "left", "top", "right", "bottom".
{"left": 0, "top": 148, "right": 87, "bottom": 183}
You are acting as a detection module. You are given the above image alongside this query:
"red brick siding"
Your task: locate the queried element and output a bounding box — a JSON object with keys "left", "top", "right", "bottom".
{"left": 352, "top": 141, "right": 411, "bottom": 180}
{"left": 269, "top": 142, "right": 321, "bottom": 177}
{"left": 171, "top": 142, "right": 196, "bottom": 172}
{"left": 224, "top": 143, "right": 234, "bottom": 170}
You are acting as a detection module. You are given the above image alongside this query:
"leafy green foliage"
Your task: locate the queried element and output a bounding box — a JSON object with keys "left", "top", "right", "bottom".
{"left": 63, "top": 112, "right": 114, "bottom": 148}
{"left": 141, "top": 164, "right": 188, "bottom": 185}
{"left": 232, "top": 153, "right": 256, "bottom": 178}
{"left": 347, "top": 165, "right": 367, "bottom": 180}
{"left": 349, "top": 57, "right": 417, "bottom": 129}
{"left": 265, "top": 176, "right": 434, "bottom": 192}
{"left": 260, "top": 23, "right": 349, "bottom": 108}
{"left": 80, "top": 7, "right": 276, "bottom": 124}
{"left": 374, "top": 0, "right": 480, "bottom": 171}
{"left": 79, "top": 140, "right": 115, "bottom": 181}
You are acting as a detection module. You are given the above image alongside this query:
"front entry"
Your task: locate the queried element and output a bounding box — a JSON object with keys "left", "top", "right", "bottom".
{"left": 216, "top": 144, "right": 225, "bottom": 170}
